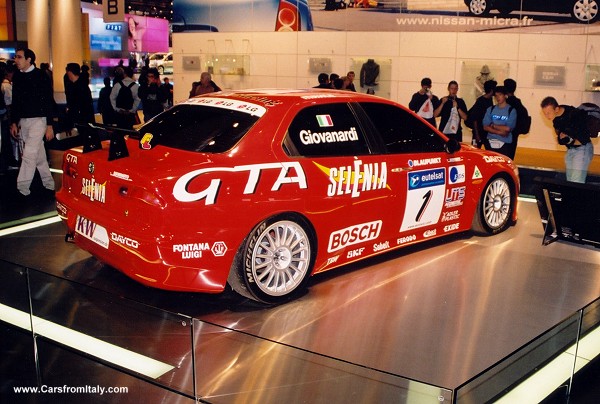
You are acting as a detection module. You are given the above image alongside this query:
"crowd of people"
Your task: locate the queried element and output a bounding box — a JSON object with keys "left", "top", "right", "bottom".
{"left": 314, "top": 71, "right": 357, "bottom": 91}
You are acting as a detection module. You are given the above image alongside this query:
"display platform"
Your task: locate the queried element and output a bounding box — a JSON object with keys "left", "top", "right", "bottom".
{"left": 1, "top": 149, "right": 600, "bottom": 402}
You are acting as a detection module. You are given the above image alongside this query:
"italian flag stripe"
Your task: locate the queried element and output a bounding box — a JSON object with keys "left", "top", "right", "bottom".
{"left": 316, "top": 115, "right": 333, "bottom": 127}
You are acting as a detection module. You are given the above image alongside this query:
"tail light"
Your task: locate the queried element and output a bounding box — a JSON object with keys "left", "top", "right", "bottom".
{"left": 119, "top": 185, "right": 166, "bottom": 208}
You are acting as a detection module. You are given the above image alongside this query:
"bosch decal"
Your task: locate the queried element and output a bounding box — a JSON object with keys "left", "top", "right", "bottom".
{"left": 81, "top": 178, "right": 106, "bottom": 203}
{"left": 328, "top": 220, "right": 383, "bottom": 252}
{"left": 300, "top": 127, "right": 359, "bottom": 145}
{"left": 315, "top": 160, "right": 388, "bottom": 198}
{"left": 173, "top": 162, "right": 307, "bottom": 204}
{"left": 445, "top": 186, "right": 465, "bottom": 208}
{"left": 449, "top": 165, "right": 466, "bottom": 184}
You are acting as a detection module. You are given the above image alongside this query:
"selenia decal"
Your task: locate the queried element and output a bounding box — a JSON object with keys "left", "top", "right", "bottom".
{"left": 400, "top": 168, "right": 446, "bottom": 232}
{"left": 314, "top": 160, "right": 388, "bottom": 198}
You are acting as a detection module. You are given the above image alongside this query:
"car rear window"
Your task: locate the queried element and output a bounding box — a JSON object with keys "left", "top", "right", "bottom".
{"left": 139, "top": 104, "right": 260, "bottom": 153}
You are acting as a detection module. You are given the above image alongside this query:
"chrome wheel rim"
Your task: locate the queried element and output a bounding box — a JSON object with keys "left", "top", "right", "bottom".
{"left": 574, "top": 0, "right": 599, "bottom": 22}
{"left": 469, "top": 0, "right": 488, "bottom": 15}
{"left": 483, "top": 178, "right": 511, "bottom": 230}
{"left": 252, "top": 221, "right": 310, "bottom": 296}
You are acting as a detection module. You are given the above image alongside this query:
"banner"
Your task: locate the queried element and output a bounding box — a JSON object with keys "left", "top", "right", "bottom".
{"left": 103, "top": 0, "right": 124, "bottom": 23}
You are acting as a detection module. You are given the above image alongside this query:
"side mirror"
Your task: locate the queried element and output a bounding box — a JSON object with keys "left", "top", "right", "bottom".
{"left": 445, "top": 139, "right": 461, "bottom": 154}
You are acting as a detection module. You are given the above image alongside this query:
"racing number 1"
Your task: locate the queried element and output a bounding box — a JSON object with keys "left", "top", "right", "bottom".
{"left": 416, "top": 190, "right": 432, "bottom": 222}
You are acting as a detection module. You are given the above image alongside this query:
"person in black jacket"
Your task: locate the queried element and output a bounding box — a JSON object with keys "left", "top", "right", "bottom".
{"left": 9, "top": 48, "right": 56, "bottom": 196}
{"left": 64, "top": 62, "right": 95, "bottom": 131}
{"left": 138, "top": 68, "right": 166, "bottom": 122}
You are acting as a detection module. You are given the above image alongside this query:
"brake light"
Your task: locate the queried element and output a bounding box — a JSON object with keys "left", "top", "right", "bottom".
{"left": 119, "top": 185, "right": 165, "bottom": 208}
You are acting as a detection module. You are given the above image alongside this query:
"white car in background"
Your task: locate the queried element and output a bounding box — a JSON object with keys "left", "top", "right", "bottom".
{"left": 148, "top": 52, "right": 173, "bottom": 75}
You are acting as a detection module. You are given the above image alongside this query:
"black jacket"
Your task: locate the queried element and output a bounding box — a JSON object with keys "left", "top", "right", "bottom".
{"left": 11, "top": 67, "right": 55, "bottom": 124}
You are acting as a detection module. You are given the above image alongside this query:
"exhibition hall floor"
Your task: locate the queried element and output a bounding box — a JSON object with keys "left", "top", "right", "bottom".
{"left": 1, "top": 148, "right": 599, "bottom": 403}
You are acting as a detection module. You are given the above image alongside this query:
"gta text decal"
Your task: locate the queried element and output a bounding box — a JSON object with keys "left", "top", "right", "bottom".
{"left": 173, "top": 162, "right": 307, "bottom": 204}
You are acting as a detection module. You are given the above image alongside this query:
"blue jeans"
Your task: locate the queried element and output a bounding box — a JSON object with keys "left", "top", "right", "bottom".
{"left": 565, "top": 142, "right": 594, "bottom": 183}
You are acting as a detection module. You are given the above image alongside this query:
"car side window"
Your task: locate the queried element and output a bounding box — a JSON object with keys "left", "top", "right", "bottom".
{"left": 359, "top": 102, "right": 446, "bottom": 154}
{"left": 285, "top": 103, "right": 371, "bottom": 157}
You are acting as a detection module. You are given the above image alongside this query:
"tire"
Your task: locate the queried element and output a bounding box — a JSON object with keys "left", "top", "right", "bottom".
{"left": 228, "top": 214, "right": 316, "bottom": 304}
{"left": 571, "top": 0, "right": 599, "bottom": 23}
{"left": 472, "top": 175, "right": 514, "bottom": 235}
{"left": 497, "top": 7, "right": 513, "bottom": 16}
{"left": 467, "top": 0, "right": 492, "bottom": 16}
{"left": 158, "top": 65, "right": 164, "bottom": 75}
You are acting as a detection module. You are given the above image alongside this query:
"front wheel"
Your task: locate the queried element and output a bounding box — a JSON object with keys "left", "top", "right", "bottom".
{"left": 229, "top": 214, "right": 316, "bottom": 304}
{"left": 467, "top": 0, "right": 492, "bottom": 16}
{"left": 472, "top": 175, "right": 514, "bottom": 235}
{"left": 572, "top": 0, "right": 599, "bottom": 23}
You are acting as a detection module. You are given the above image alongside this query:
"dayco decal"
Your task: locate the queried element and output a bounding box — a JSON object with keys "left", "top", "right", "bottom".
{"left": 314, "top": 160, "right": 388, "bottom": 198}
{"left": 408, "top": 157, "right": 441, "bottom": 167}
{"left": 484, "top": 156, "right": 506, "bottom": 163}
{"left": 300, "top": 127, "right": 359, "bottom": 145}
{"left": 173, "top": 243, "right": 210, "bottom": 259}
{"left": 110, "top": 233, "right": 139, "bottom": 249}
{"left": 397, "top": 234, "right": 416, "bottom": 245}
{"left": 444, "top": 223, "right": 460, "bottom": 232}
{"left": 445, "top": 186, "right": 465, "bottom": 208}
{"left": 328, "top": 220, "right": 382, "bottom": 252}
{"left": 81, "top": 178, "right": 106, "bottom": 203}
{"left": 173, "top": 162, "right": 307, "bottom": 204}
{"left": 441, "top": 210, "right": 460, "bottom": 222}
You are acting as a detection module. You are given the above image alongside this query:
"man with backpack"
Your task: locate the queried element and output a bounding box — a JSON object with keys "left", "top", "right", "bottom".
{"left": 504, "top": 78, "right": 531, "bottom": 160}
{"left": 482, "top": 86, "right": 517, "bottom": 158}
{"left": 110, "top": 66, "right": 140, "bottom": 130}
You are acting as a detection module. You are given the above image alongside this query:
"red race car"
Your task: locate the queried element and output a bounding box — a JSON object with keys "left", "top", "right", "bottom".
{"left": 56, "top": 89, "right": 519, "bottom": 304}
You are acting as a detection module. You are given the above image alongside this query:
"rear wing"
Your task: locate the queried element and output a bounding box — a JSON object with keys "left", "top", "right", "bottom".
{"left": 79, "top": 123, "right": 139, "bottom": 161}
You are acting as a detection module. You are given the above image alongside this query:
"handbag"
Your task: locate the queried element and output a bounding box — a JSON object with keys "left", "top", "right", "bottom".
{"left": 443, "top": 106, "right": 460, "bottom": 134}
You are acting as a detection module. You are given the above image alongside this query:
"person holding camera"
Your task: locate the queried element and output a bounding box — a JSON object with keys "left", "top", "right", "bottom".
{"left": 541, "top": 96, "right": 593, "bottom": 183}
{"left": 409, "top": 77, "right": 439, "bottom": 127}
{"left": 434, "top": 80, "right": 468, "bottom": 142}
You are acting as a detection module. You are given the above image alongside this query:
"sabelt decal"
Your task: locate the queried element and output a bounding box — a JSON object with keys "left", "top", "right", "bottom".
{"left": 76, "top": 216, "right": 109, "bottom": 249}
{"left": 400, "top": 168, "right": 446, "bottom": 232}
{"left": 449, "top": 165, "right": 466, "bottom": 184}
{"left": 328, "top": 220, "right": 382, "bottom": 253}
{"left": 173, "top": 162, "right": 307, "bottom": 204}
{"left": 373, "top": 241, "right": 390, "bottom": 252}
{"left": 314, "top": 160, "right": 388, "bottom": 198}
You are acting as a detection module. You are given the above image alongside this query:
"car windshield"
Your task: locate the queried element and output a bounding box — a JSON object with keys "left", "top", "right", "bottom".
{"left": 139, "top": 104, "right": 260, "bottom": 153}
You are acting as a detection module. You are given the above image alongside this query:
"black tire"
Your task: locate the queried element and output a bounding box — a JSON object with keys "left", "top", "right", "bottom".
{"left": 497, "top": 7, "right": 513, "bottom": 16}
{"left": 571, "top": 0, "right": 599, "bottom": 23}
{"left": 228, "top": 213, "right": 316, "bottom": 304}
{"left": 467, "top": 0, "right": 492, "bottom": 16}
{"left": 472, "top": 175, "right": 514, "bottom": 235}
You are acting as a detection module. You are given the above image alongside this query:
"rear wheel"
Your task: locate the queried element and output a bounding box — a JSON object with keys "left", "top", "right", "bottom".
{"left": 572, "top": 0, "right": 599, "bottom": 23}
{"left": 467, "top": 0, "right": 492, "bottom": 16}
{"left": 229, "top": 214, "right": 316, "bottom": 304}
{"left": 472, "top": 175, "right": 514, "bottom": 235}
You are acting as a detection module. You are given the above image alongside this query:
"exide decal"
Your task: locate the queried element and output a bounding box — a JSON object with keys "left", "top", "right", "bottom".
{"left": 328, "top": 220, "right": 382, "bottom": 252}
{"left": 443, "top": 223, "right": 460, "bottom": 232}
{"left": 173, "top": 162, "right": 307, "bottom": 204}
{"left": 314, "top": 160, "right": 388, "bottom": 198}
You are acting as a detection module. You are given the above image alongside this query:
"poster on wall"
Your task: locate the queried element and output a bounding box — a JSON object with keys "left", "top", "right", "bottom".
{"left": 126, "top": 16, "right": 169, "bottom": 53}
{"left": 172, "top": 0, "right": 314, "bottom": 32}
{"left": 172, "top": 0, "right": 599, "bottom": 33}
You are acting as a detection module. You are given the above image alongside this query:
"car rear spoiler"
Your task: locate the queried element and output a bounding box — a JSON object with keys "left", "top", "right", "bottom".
{"left": 78, "top": 123, "right": 139, "bottom": 161}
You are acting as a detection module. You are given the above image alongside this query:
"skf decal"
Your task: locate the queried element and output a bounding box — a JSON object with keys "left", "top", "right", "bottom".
{"left": 314, "top": 160, "right": 388, "bottom": 198}
{"left": 173, "top": 162, "right": 307, "bottom": 204}
{"left": 445, "top": 186, "right": 465, "bottom": 208}
{"left": 328, "top": 220, "right": 382, "bottom": 252}
{"left": 347, "top": 247, "right": 365, "bottom": 258}
{"left": 408, "top": 157, "right": 441, "bottom": 167}
{"left": 81, "top": 178, "right": 106, "bottom": 203}
{"left": 140, "top": 133, "right": 153, "bottom": 149}
{"left": 173, "top": 243, "right": 210, "bottom": 259}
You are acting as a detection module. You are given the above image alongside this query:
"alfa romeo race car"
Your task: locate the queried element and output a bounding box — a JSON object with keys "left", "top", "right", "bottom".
{"left": 56, "top": 89, "right": 519, "bottom": 304}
